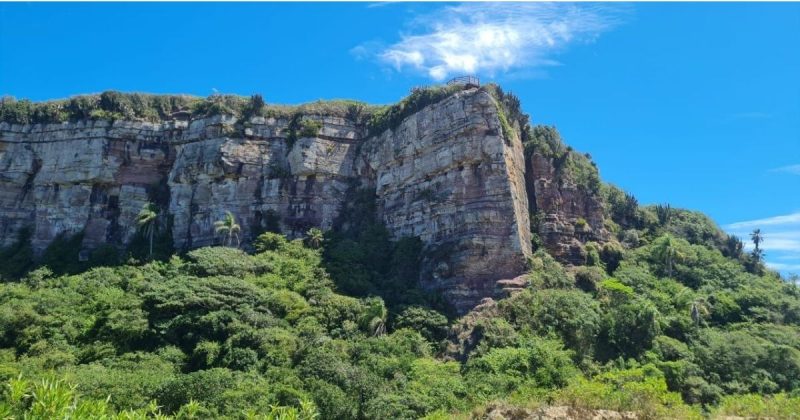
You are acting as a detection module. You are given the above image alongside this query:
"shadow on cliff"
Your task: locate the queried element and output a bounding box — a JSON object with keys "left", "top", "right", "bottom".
{"left": 320, "top": 186, "right": 456, "bottom": 320}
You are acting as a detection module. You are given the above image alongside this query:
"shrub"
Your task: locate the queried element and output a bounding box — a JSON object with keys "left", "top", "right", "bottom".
{"left": 298, "top": 119, "right": 322, "bottom": 138}
{"left": 553, "top": 365, "right": 700, "bottom": 418}
{"left": 527, "top": 250, "right": 573, "bottom": 290}
{"left": 254, "top": 232, "right": 289, "bottom": 252}
{"left": 574, "top": 266, "right": 604, "bottom": 293}
{"left": 394, "top": 306, "right": 449, "bottom": 343}
{"left": 184, "top": 247, "right": 268, "bottom": 277}
{"left": 712, "top": 393, "right": 800, "bottom": 418}
{"left": 465, "top": 337, "right": 578, "bottom": 400}
{"left": 501, "top": 289, "right": 601, "bottom": 360}
{"left": 366, "top": 84, "right": 464, "bottom": 135}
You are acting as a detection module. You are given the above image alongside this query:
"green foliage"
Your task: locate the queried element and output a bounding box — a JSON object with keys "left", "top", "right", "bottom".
{"left": 395, "top": 306, "right": 449, "bottom": 343}
{"left": 603, "top": 184, "right": 640, "bottom": 228}
{"left": 553, "top": 365, "right": 701, "bottom": 418}
{"left": 692, "top": 328, "right": 800, "bottom": 394}
{"left": 1, "top": 92, "right": 200, "bottom": 124}
{"left": 0, "top": 227, "right": 34, "bottom": 280}
{"left": 523, "top": 125, "right": 601, "bottom": 193}
{"left": 254, "top": 232, "right": 289, "bottom": 253}
{"left": 599, "top": 299, "right": 661, "bottom": 360}
{"left": 243, "top": 94, "right": 266, "bottom": 118}
{"left": 40, "top": 231, "right": 87, "bottom": 275}
{"left": 185, "top": 246, "right": 269, "bottom": 277}
{"left": 711, "top": 393, "right": 800, "bottom": 418}
{"left": 599, "top": 242, "right": 624, "bottom": 274}
{"left": 527, "top": 250, "right": 573, "bottom": 290}
{"left": 501, "top": 289, "right": 601, "bottom": 360}
{"left": 298, "top": 119, "right": 322, "bottom": 138}
{"left": 0, "top": 106, "right": 797, "bottom": 420}
{"left": 0, "top": 91, "right": 385, "bottom": 129}
{"left": 366, "top": 84, "right": 465, "bottom": 135}
{"left": 323, "top": 187, "right": 446, "bottom": 315}
{"left": 465, "top": 336, "right": 578, "bottom": 400}
{"left": 574, "top": 266, "right": 605, "bottom": 293}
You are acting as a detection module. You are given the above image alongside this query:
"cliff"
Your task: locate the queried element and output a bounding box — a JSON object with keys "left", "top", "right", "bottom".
{"left": 0, "top": 86, "right": 607, "bottom": 312}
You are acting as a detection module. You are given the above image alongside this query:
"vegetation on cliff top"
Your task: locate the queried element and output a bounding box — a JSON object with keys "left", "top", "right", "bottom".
{"left": 0, "top": 83, "right": 507, "bottom": 140}
{"left": 0, "top": 91, "right": 382, "bottom": 126}
{"left": 0, "top": 84, "right": 472, "bottom": 130}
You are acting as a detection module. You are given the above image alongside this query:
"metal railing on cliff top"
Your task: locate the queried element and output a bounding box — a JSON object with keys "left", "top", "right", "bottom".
{"left": 446, "top": 75, "right": 480, "bottom": 88}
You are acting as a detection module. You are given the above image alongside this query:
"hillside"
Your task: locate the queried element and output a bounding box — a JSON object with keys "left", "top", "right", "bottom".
{"left": 0, "top": 87, "right": 799, "bottom": 419}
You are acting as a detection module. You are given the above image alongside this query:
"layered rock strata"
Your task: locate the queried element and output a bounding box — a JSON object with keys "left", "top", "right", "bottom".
{"left": 0, "top": 87, "right": 604, "bottom": 312}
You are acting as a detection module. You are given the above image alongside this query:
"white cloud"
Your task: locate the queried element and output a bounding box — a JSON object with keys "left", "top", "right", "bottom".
{"left": 771, "top": 164, "right": 800, "bottom": 176}
{"left": 725, "top": 211, "right": 800, "bottom": 275}
{"left": 369, "top": 3, "right": 623, "bottom": 81}
{"left": 766, "top": 262, "right": 800, "bottom": 273}
{"left": 725, "top": 212, "right": 800, "bottom": 230}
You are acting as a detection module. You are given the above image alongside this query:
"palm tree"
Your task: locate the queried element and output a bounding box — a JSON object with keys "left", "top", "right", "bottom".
{"left": 214, "top": 211, "right": 241, "bottom": 247}
{"left": 674, "top": 287, "right": 710, "bottom": 327}
{"left": 690, "top": 298, "right": 711, "bottom": 327}
{"left": 751, "top": 247, "right": 765, "bottom": 264}
{"left": 305, "top": 228, "right": 324, "bottom": 249}
{"left": 136, "top": 202, "right": 159, "bottom": 259}
{"left": 361, "top": 299, "right": 388, "bottom": 337}
{"left": 654, "top": 235, "right": 683, "bottom": 277}
{"left": 750, "top": 229, "right": 763, "bottom": 252}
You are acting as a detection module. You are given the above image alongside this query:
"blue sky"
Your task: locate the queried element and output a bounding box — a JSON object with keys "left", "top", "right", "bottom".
{"left": 1, "top": 2, "right": 798, "bottom": 276}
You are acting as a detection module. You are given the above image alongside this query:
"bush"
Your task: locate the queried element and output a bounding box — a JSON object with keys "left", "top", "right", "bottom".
{"left": 394, "top": 306, "right": 449, "bottom": 343}
{"left": 298, "top": 119, "right": 322, "bottom": 138}
{"left": 367, "top": 84, "right": 465, "bottom": 135}
{"left": 574, "top": 266, "right": 604, "bottom": 293}
{"left": 254, "top": 232, "right": 289, "bottom": 252}
{"left": 501, "top": 289, "right": 601, "bottom": 360}
{"left": 712, "top": 393, "right": 800, "bottom": 418}
{"left": 184, "top": 247, "right": 268, "bottom": 277}
{"left": 553, "top": 365, "right": 700, "bottom": 418}
{"left": 527, "top": 250, "right": 573, "bottom": 290}
{"left": 465, "top": 336, "right": 578, "bottom": 400}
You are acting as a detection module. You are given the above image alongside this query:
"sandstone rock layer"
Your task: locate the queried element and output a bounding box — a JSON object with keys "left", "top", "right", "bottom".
{"left": 0, "top": 88, "right": 604, "bottom": 312}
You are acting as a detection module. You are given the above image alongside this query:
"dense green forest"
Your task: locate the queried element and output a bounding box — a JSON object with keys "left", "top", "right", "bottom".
{"left": 1, "top": 91, "right": 799, "bottom": 417}
{"left": 1, "top": 187, "right": 799, "bottom": 419}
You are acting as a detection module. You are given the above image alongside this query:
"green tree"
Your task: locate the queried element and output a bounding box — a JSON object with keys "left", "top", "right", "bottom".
{"left": 136, "top": 202, "right": 159, "bottom": 260}
{"left": 653, "top": 235, "right": 684, "bottom": 278}
{"left": 361, "top": 298, "right": 388, "bottom": 337}
{"left": 673, "top": 286, "right": 711, "bottom": 327}
{"left": 305, "top": 228, "right": 324, "bottom": 250}
{"left": 214, "top": 211, "right": 241, "bottom": 247}
{"left": 750, "top": 229, "right": 763, "bottom": 253}
{"left": 723, "top": 234, "right": 744, "bottom": 259}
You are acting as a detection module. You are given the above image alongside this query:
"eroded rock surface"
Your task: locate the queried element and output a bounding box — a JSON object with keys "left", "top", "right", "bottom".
{"left": 0, "top": 88, "right": 604, "bottom": 312}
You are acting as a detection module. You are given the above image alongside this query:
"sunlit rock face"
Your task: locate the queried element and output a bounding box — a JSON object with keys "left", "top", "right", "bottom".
{"left": 357, "top": 90, "right": 531, "bottom": 312}
{"left": 525, "top": 151, "right": 609, "bottom": 265}
{"left": 0, "top": 88, "right": 603, "bottom": 312}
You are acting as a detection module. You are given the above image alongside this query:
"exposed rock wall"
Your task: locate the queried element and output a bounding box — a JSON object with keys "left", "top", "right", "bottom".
{"left": 0, "top": 87, "right": 601, "bottom": 312}
{"left": 357, "top": 90, "right": 530, "bottom": 311}
{"left": 526, "top": 152, "right": 608, "bottom": 264}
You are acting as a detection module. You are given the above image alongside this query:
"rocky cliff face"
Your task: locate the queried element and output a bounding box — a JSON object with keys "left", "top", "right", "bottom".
{"left": 526, "top": 151, "right": 609, "bottom": 264}
{"left": 0, "top": 87, "right": 605, "bottom": 312}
